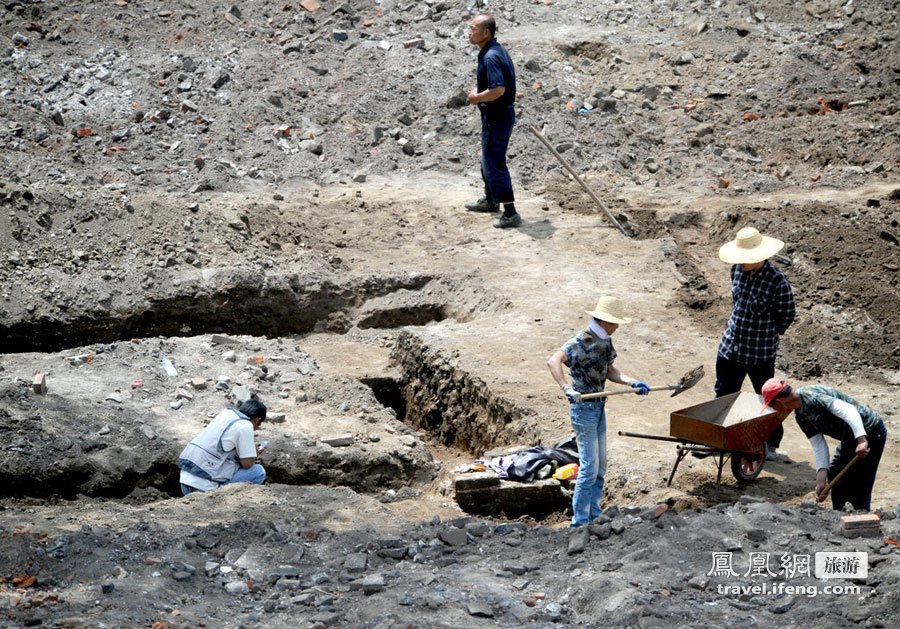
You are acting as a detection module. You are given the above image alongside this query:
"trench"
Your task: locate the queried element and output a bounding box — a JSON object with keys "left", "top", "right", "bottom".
{"left": 0, "top": 460, "right": 184, "bottom": 502}
{"left": 0, "top": 273, "right": 521, "bottom": 509}
{"left": 0, "top": 271, "right": 453, "bottom": 354}
{"left": 0, "top": 327, "right": 552, "bottom": 518}
{"left": 386, "top": 331, "right": 570, "bottom": 519}
{"left": 359, "top": 376, "right": 408, "bottom": 424}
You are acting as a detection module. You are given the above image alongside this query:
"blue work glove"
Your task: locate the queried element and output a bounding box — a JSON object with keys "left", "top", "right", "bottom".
{"left": 563, "top": 386, "right": 582, "bottom": 404}
{"left": 631, "top": 381, "right": 650, "bottom": 395}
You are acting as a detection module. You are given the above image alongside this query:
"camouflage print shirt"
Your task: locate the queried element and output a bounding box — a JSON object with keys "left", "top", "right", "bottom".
{"left": 795, "top": 385, "right": 882, "bottom": 443}
{"left": 561, "top": 329, "right": 617, "bottom": 394}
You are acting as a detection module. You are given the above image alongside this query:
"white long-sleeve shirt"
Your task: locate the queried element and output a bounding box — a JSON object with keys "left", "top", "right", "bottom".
{"left": 807, "top": 399, "right": 866, "bottom": 470}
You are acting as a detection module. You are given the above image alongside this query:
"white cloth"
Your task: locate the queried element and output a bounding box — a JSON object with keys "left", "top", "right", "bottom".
{"left": 805, "top": 399, "right": 866, "bottom": 471}
{"left": 828, "top": 398, "right": 866, "bottom": 438}
{"left": 180, "top": 419, "right": 256, "bottom": 491}
{"left": 588, "top": 318, "right": 610, "bottom": 340}
{"left": 808, "top": 433, "right": 830, "bottom": 471}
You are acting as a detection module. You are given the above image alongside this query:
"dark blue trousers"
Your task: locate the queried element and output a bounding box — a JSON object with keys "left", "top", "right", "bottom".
{"left": 714, "top": 354, "right": 783, "bottom": 448}
{"left": 480, "top": 108, "right": 515, "bottom": 205}
{"left": 828, "top": 421, "right": 886, "bottom": 511}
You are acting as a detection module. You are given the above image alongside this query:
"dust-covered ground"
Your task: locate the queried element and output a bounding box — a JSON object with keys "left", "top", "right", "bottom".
{"left": 2, "top": 0, "right": 900, "bottom": 626}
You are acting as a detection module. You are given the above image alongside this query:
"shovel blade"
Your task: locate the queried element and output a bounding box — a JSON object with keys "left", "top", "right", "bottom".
{"left": 670, "top": 365, "right": 705, "bottom": 397}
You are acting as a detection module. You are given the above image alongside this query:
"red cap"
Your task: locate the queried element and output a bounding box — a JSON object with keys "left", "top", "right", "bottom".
{"left": 760, "top": 378, "right": 787, "bottom": 413}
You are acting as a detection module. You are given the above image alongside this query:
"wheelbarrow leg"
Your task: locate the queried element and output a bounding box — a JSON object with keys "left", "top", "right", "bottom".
{"left": 667, "top": 448, "right": 689, "bottom": 486}
{"left": 714, "top": 452, "right": 726, "bottom": 501}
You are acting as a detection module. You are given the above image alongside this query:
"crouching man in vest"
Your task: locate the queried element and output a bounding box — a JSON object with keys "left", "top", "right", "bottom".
{"left": 178, "top": 399, "right": 267, "bottom": 495}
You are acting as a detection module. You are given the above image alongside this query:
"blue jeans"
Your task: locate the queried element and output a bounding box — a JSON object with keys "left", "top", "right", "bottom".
{"left": 181, "top": 464, "right": 266, "bottom": 495}
{"left": 570, "top": 401, "right": 607, "bottom": 526}
{"left": 480, "top": 108, "right": 515, "bottom": 205}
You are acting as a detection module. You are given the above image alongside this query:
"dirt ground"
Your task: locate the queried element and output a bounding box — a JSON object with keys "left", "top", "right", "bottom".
{"left": 2, "top": 0, "right": 900, "bottom": 626}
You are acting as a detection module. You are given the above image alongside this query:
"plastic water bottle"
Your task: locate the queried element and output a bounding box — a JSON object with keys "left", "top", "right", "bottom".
{"left": 161, "top": 357, "right": 178, "bottom": 377}
{"left": 552, "top": 463, "right": 579, "bottom": 480}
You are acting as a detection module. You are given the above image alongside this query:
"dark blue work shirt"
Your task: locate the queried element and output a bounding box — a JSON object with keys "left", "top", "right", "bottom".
{"left": 477, "top": 38, "right": 516, "bottom": 116}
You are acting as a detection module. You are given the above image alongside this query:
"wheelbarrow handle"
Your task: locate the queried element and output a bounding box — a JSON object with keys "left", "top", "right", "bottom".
{"left": 581, "top": 385, "right": 674, "bottom": 400}
{"left": 618, "top": 430, "right": 685, "bottom": 443}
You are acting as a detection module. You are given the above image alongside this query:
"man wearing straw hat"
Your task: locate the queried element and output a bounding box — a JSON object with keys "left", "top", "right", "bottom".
{"left": 761, "top": 377, "right": 886, "bottom": 510}
{"left": 547, "top": 296, "right": 650, "bottom": 527}
{"left": 716, "top": 227, "right": 795, "bottom": 460}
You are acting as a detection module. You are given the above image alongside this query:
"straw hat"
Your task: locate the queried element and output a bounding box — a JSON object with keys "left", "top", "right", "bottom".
{"left": 586, "top": 296, "right": 631, "bottom": 324}
{"left": 718, "top": 227, "right": 784, "bottom": 264}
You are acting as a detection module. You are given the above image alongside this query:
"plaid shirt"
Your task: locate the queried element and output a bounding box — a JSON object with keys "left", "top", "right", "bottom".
{"left": 718, "top": 261, "right": 795, "bottom": 364}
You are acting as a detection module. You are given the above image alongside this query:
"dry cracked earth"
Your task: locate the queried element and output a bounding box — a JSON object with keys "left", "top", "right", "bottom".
{"left": 1, "top": 0, "right": 900, "bottom": 627}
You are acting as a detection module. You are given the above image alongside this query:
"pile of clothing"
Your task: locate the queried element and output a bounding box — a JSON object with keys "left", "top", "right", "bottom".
{"left": 476, "top": 436, "right": 579, "bottom": 482}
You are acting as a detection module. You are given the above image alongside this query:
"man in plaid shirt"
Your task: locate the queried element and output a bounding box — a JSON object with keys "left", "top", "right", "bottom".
{"left": 716, "top": 227, "right": 796, "bottom": 458}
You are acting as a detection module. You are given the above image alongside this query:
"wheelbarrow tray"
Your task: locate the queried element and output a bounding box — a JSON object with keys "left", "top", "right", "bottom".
{"left": 670, "top": 391, "right": 782, "bottom": 453}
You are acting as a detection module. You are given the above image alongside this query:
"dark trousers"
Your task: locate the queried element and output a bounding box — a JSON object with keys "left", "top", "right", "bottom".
{"left": 480, "top": 108, "right": 515, "bottom": 205}
{"left": 828, "top": 422, "right": 886, "bottom": 511}
{"left": 714, "top": 354, "right": 783, "bottom": 448}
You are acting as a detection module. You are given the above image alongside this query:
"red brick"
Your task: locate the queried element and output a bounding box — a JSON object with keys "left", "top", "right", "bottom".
{"left": 32, "top": 372, "right": 46, "bottom": 394}
{"left": 841, "top": 514, "right": 881, "bottom": 529}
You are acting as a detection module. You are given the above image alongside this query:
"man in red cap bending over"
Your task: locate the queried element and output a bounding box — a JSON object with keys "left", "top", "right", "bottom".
{"left": 761, "top": 378, "right": 887, "bottom": 510}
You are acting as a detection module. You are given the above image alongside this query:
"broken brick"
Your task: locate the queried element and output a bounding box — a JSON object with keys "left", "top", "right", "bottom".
{"left": 322, "top": 434, "right": 353, "bottom": 447}
{"left": 32, "top": 372, "right": 47, "bottom": 394}
{"left": 300, "top": 0, "right": 321, "bottom": 11}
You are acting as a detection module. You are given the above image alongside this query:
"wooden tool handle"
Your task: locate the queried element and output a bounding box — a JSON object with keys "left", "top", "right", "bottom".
{"left": 820, "top": 454, "right": 862, "bottom": 498}
{"left": 528, "top": 126, "right": 631, "bottom": 238}
{"left": 581, "top": 385, "right": 672, "bottom": 400}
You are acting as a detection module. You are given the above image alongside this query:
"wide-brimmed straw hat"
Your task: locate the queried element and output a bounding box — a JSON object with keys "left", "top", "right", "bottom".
{"left": 586, "top": 296, "right": 631, "bottom": 325}
{"left": 718, "top": 227, "right": 784, "bottom": 264}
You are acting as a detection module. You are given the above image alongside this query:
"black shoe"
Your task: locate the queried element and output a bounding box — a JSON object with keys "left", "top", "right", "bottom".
{"left": 465, "top": 197, "right": 499, "bottom": 212}
{"left": 492, "top": 212, "right": 522, "bottom": 228}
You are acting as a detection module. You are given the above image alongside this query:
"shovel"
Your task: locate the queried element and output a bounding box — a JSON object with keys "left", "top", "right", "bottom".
{"left": 818, "top": 454, "right": 862, "bottom": 502}
{"left": 578, "top": 365, "right": 705, "bottom": 401}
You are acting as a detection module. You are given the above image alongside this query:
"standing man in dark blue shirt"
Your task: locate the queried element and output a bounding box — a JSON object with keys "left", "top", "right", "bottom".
{"left": 464, "top": 14, "right": 521, "bottom": 228}
{"left": 716, "top": 227, "right": 796, "bottom": 459}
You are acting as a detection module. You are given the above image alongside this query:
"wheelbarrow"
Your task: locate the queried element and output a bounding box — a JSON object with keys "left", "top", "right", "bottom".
{"left": 619, "top": 392, "right": 785, "bottom": 493}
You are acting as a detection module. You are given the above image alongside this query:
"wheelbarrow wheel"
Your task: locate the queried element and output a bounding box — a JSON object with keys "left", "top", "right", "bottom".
{"left": 730, "top": 451, "right": 765, "bottom": 483}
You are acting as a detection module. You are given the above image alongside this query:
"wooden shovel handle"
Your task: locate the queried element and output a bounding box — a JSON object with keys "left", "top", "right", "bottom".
{"left": 581, "top": 385, "right": 672, "bottom": 400}
{"left": 820, "top": 454, "right": 862, "bottom": 498}
{"left": 528, "top": 126, "right": 631, "bottom": 238}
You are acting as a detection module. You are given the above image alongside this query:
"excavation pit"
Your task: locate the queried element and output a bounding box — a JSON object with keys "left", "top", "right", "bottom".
{"left": 0, "top": 333, "right": 440, "bottom": 502}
